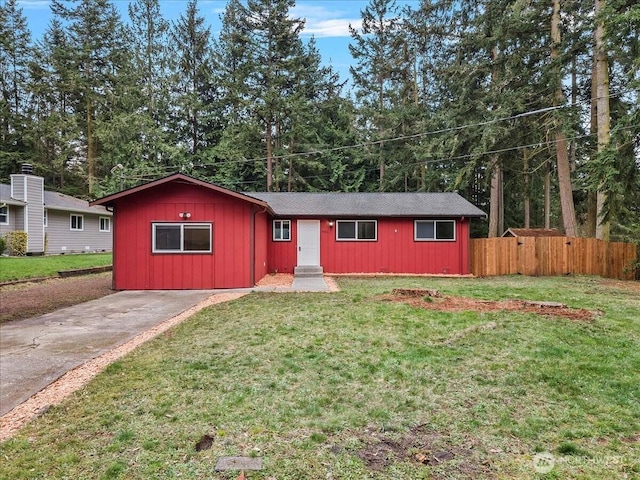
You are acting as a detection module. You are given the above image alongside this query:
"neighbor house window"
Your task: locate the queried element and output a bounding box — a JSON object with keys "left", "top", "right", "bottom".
{"left": 414, "top": 220, "right": 456, "bottom": 241}
{"left": 70, "top": 214, "right": 83, "bottom": 231}
{"left": 99, "top": 217, "right": 111, "bottom": 232}
{"left": 152, "top": 223, "right": 212, "bottom": 253}
{"left": 0, "top": 206, "right": 8, "bottom": 224}
{"left": 273, "top": 220, "right": 291, "bottom": 241}
{"left": 43, "top": 209, "right": 47, "bottom": 227}
{"left": 336, "top": 220, "right": 377, "bottom": 241}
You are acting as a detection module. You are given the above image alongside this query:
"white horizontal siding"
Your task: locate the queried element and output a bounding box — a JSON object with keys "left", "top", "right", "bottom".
{"left": 26, "top": 176, "right": 45, "bottom": 253}
{"left": 0, "top": 205, "right": 21, "bottom": 236}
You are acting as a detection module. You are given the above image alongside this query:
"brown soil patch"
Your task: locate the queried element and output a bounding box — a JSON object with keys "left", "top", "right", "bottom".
{"left": 354, "top": 424, "right": 493, "bottom": 478}
{"left": 0, "top": 272, "right": 115, "bottom": 324}
{"left": 381, "top": 291, "right": 601, "bottom": 322}
{"left": 255, "top": 273, "right": 293, "bottom": 287}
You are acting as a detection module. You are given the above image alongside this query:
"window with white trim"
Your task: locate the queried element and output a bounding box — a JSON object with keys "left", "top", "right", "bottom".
{"left": 70, "top": 214, "right": 84, "bottom": 231}
{"left": 99, "top": 217, "right": 111, "bottom": 232}
{"left": 414, "top": 220, "right": 456, "bottom": 241}
{"left": 152, "top": 223, "right": 212, "bottom": 253}
{"left": 336, "top": 220, "right": 377, "bottom": 241}
{"left": 0, "top": 206, "right": 8, "bottom": 224}
{"left": 273, "top": 219, "right": 291, "bottom": 241}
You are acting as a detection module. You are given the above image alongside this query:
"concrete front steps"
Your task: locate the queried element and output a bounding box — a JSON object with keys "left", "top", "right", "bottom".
{"left": 293, "top": 266, "right": 324, "bottom": 278}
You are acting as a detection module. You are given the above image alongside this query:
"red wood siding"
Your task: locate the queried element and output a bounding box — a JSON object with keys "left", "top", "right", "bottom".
{"left": 268, "top": 217, "right": 471, "bottom": 275}
{"left": 111, "top": 183, "right": 259, "bottom": 289}
{"left": 253, "top": 209, "right": 269, "bottom": 283}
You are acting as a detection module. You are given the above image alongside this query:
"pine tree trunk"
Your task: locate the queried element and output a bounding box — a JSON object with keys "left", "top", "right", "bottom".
{"left": 551, "top": 0, "right": 578, "bottom": 237}
{"left": 266, "top": 118, "right": 273, "bottom": 192}
{"left": 586, "top": 58, "right": 599, "bottom": 237}
{"left": 544, "top": 160, "right": 551, "bottom": 229}
{"left": 523, "top": 148, "right": 530, "bottom": 229}
{"left": 488, "top": 155, "right": 503, "bottom": 237}
{"left": 87, "top": 97, "right": 95, "bottom": 195}
{"left": 595, "top": 0, "right": 611, "bottom": 241}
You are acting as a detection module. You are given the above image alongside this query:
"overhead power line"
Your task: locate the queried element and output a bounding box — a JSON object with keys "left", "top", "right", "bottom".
{"left": 169, "top": 87, "right": 631, "bottom": 169}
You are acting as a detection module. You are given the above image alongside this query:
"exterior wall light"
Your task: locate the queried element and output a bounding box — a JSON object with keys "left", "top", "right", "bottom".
{"left": 328, "top": 221, "right": 334, "bottom": 227}
{"left": 179, "top": 212, "right": 192, "bottom": 218}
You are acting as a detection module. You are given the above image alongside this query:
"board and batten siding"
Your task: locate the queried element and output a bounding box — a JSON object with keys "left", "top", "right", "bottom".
{"left": 45, "top": 210, "right": 113, "bottom": 254}
{"left": 267, "top": 217, "right": 472, "bottom": 275}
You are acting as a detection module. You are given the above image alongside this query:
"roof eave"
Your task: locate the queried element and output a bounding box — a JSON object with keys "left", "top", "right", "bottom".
{"left": 91, "top": 173, "right": 273, "bottom": 213}
{"left": 45, "top": 205, "right": 112, "bottom": 215}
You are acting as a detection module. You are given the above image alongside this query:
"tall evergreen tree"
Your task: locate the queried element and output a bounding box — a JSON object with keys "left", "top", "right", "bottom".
{"left": 28, "top": 19, "right": 81, "bottom": 191}
{"left": 125, "top": 0, "right": 174, "bottom": 168}
{"left": 169, "top": 0, "right": 216, "bottom": 166}
{"left": 50, "top": 0, "right": 129, "bottom": 194}
{"left": 0, "top": 0, "right": 33, "bottom": 181}
{"left": 349, "top": 0, "right": 407, "bottom": 191}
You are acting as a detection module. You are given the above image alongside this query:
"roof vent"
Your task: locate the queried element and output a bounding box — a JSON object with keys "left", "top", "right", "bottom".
{"left": 21, "top": 163, "right": 33, "bottom": 175}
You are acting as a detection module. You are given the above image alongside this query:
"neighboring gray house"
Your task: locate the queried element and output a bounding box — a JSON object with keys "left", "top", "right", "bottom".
{"left": 0, "top": 168, "right": 112, "bottom": 255}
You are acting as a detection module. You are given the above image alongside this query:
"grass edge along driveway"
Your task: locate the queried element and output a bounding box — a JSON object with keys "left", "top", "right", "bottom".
{"left": 1, "top": 275, "right": 638, "bottom": 479}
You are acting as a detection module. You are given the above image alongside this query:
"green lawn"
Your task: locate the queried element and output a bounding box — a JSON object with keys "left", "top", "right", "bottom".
{"left": 0, "top": 253, "right": 112, "bottom": 282}
{"left": 1, "top": 276, "right": 638, "bottom": 479}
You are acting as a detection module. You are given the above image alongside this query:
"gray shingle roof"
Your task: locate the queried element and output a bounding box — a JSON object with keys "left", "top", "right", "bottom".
{"left": 247, "top": 192, "right": 486, "bottom": 218}
{"left": 0, "top": 184, "right": 26, "bottom": 205}
{"left": 0, "top": 184, "right": 111, "bottom": 215}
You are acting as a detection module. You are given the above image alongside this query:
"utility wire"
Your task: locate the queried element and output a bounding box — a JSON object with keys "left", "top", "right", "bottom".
{"left": 153, "top": 87, "right": 633, "bottom": 171}
{"left": 119, "top": 124, "right": 639, "bottom": 188}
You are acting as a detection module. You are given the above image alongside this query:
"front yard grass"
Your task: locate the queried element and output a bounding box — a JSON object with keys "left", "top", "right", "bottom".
{"left": 1, "top": 276, "right": 638, "bottom": 479}
{"left": 0, "top": 253, "right": 112, "bottom": 282}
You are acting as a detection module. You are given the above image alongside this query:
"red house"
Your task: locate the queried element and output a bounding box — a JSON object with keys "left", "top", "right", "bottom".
{"left": 91, "top": 174, "right": 486, "bottom": 290}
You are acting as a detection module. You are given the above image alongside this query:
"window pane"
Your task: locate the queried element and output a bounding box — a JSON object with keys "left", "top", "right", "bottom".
{"left": 282, "top": 221, "right": 290, "bottom": 240}
{"left": 358, "top": 221, "right": 376, "bottom": 239}
{"left": 155, "top": 225, "right": 181, "bottom": 250}
{"left": 337, "top": 221, "right": 356, "bottom": 239}
{"left": 71, "top": 215, "right": 83, "bottom": 230}
{"left": 436, "top": 221, "right": 455, "bottom": 239}
{"left": 184, "top": 226, "right": 211, "bottom": 251}
{"left": 274, "top": 221, "right": 282, "bottom": 240}
{"left": 416, "top": 221, "right": 434, "bottom": 239}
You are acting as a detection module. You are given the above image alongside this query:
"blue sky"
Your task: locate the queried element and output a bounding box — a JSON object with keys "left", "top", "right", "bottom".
{"left": 17, "top": 0, "right": 420, "bottom": 86}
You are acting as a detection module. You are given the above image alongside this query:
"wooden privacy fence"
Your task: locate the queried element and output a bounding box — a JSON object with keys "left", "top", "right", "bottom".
{"left": 470, "top": 237, "right": 638, "bottom": 280}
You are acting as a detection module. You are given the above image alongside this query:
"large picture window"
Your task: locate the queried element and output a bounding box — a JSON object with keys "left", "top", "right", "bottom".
{"left": 273, "top": 219, "right": 291, "bottom": 241}
{"left": 414, "top": 220, "right": 456, "bottom": 241}
{"left": 153, "top": 223, "right": 212, "bottom": 253}
{"left": 336, "top": 220, "right": 377, "bottom": 241}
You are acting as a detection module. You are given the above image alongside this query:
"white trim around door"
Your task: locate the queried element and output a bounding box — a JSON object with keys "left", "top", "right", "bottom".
{"left": 297, "top": 220, "right": 320, "bottom": 266}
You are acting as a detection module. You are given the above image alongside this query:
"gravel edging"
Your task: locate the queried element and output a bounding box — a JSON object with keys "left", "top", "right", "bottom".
{"left": 0, "top": 292, "right": 246, "bottom": 442}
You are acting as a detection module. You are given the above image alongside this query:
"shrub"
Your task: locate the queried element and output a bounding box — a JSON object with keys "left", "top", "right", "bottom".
{"left": 0, "top": 235, "right": 6, "bottom": 255}
{"left": 5, "top": 231, "right": 28, "bottom": 256}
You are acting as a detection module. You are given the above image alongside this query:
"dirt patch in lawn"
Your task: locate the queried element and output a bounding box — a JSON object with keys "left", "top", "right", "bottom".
{"left": 0, "top": 272, "right": 115, "bottom": 324}
{"left": 381, "top": 289, "right": 601, "bottom": 322}
{"left": 354, "top": 424, "right": 494, "bottom": 478}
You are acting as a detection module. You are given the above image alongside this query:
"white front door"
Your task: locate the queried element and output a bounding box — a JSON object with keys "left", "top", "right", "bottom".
{"left": 297, "top": 220, "right": 320, "bottom": 266}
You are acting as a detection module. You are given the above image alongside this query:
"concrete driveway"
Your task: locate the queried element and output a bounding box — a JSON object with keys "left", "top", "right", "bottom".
{"left": 0, "top": 290, "right": 214, "bottom": 416}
